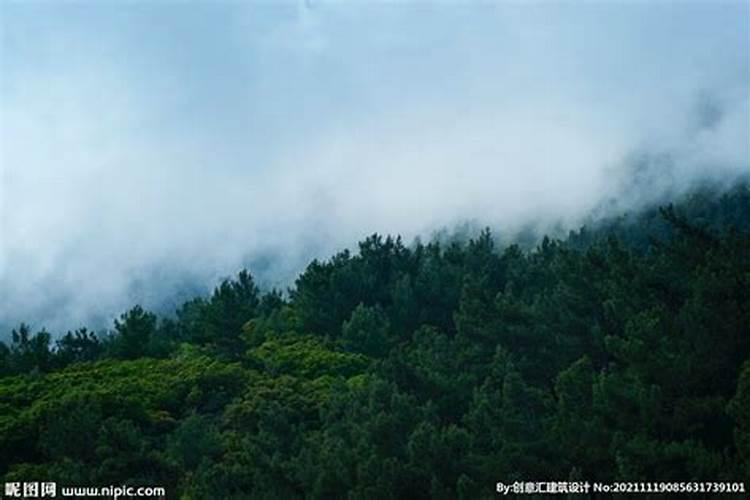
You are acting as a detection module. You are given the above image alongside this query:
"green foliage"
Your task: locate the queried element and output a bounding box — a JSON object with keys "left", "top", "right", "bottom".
{"left": 178, "top": 269, "right": 260, "bottom": 358}
{"left": 2, "top": 183, "right": 750, "bottom": 497}
{"left": 247, "top": 334, "right": 370, "bottom": 379}
{"left": 6, "top": 324, "right": 53, "bottom": 374}
{"left": 110, "top": 305, "right": 158, "bottom": 360}
{"left": 342, "top": 304, "right": 393, "bottom": 357}
{"left": 54, "top": 328, "right": 103, "bottom": 367}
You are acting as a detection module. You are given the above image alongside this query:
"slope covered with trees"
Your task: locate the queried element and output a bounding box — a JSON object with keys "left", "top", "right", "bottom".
{"left": 1, "top": 183, "right": 749, "bottom": 498}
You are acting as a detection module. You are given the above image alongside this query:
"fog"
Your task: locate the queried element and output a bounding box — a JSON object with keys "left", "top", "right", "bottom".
{"left": 1, "top": 1, "right": 748, "bottom": 333}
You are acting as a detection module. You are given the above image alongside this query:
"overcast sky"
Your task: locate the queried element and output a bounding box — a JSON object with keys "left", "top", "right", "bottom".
{"left": 1, "top": 0, "right": 749, "bottom": 332}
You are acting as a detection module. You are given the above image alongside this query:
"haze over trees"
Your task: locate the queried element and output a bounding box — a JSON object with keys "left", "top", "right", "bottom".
{"left": 3, "top": 2, "right": 748, "bottom": 336}
{"left": 1, "top": 183, "right": 749, "bottom": 498}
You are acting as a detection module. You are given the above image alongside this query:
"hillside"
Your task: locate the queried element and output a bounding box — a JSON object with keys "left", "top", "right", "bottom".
{"left": 1, "top": 183, "right": 749, "bottom": 498}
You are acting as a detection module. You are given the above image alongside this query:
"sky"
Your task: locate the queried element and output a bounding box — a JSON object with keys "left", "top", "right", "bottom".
{"left": 1, "top": 0, "right": 749, "bottom": 333}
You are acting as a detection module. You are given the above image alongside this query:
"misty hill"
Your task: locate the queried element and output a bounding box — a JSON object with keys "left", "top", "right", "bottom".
{"left": 1, "top": 181, "right": 749, "bottom": 498}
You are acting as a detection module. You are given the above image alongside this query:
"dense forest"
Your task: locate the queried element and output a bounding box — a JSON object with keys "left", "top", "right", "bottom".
{"left": 1, "top": 182, "right": 750, "bottom": 499}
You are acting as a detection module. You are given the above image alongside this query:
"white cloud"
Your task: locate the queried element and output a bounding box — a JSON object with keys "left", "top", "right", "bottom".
{"left": 1, "top": 0, "right": 748, "bottom": 332}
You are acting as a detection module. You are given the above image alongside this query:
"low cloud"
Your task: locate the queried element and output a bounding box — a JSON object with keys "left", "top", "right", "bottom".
{"left": 1, "top": 1, "right": 748, "bottom": 333}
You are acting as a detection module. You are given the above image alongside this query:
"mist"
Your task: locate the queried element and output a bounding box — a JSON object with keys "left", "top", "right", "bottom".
{"left": 1, "top": 1, "right": 748, "bottom": 333}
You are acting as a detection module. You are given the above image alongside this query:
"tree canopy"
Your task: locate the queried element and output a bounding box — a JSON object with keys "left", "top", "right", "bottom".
{"left": 1, "top": 182, "right": 749, "bottom": 498}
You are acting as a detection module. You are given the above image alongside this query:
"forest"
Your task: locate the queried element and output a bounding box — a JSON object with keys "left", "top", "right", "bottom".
{"left": 1, "top": 182, "right": 749, "bottom": 499}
